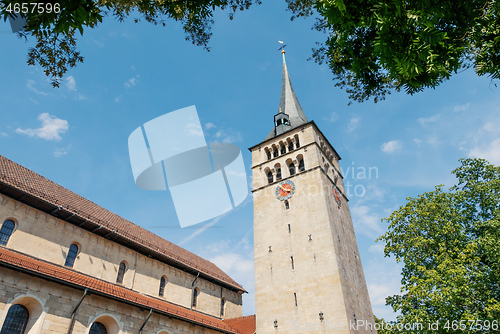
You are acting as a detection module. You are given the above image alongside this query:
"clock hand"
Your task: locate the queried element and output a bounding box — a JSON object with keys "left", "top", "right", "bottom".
{"left": 280, "top": 185, "right": 291, "bottom": 193}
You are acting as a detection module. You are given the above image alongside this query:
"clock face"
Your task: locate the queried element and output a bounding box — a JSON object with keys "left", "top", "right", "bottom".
{"left": 333, "top": 185, "right": 341, "bottom": 207}
{"left": 276, "top": 180, "right": 295, "bottom": 201}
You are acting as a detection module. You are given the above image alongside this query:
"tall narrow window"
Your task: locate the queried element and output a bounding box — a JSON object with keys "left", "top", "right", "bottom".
{"left": 267, "top": 171, "right": 273, "bottom": 184}
{"left": 220, "top": 298, "right": 226, "bottom": 317}
{"left": 289, "top": 162, "right": 296, "bottom": 176}
{"left": 273, "top": 148, "right": 278, "bottom": 158}
{"left": 295, "top": 137, "right": 300, "bottom": 148}
{"left": 0, "top": 304, "right": 29, "bottom": 334}
{"left": 192, "top": 288, "right": 200, "bottom": 308}
{"left": 280, "top": 145, "right": 286, "bottom": 155}
{"left": 64, "top": 243, "right": 79, "bottom": 268}
{"left": 89, "top": 322, "right": 108, "bottom": 334}
{"left": 159, "top": 276, "right": 167, "bottom": 297}
{"left": 266, "top": 149, "right": 271, "bottom": 160}
{"left": 288, "top": 224, "right": 291, "bottom": 233}
{"left": 291, "top": 256, "right": 294, "bottom": 269}
{"left": 285, "top": 201, "right": 289, "bottom": 210}
{"left": 116, "top": 261, "right": 127, "bottom": 284}
{"left": 0, "top": 219, "right": 15, "bottom": 246}
{"left": 298, "top": 158, "right": 305, "bottom": 172}
{"left": 294, "top": 293, "right": 298, "bottom": 306}
{"left": 288, "top": 141, "right": 294, "bottom": 152}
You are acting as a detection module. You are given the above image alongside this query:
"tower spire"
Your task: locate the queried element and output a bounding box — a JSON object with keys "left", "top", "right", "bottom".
{"left": 264, "top": 43, "right": 309, "bottom": 140}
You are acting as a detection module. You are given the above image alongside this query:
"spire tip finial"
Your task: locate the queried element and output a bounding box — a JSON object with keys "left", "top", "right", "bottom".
{"left": 278, "top": 41, "right": 286, "bottom": 62}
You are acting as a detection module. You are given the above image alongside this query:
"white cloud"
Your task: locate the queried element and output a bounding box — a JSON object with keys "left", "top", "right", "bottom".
{"left": 364, "top": 254, "right": 403, "bottom": 321}
{"left": 327, "top": 111, "right": 339, "bottom": 123}
{"left": 381, "top": 140, "right": 402, "bottom": 153}
{"left": 483, "top": 121, "right": 500, "bottom": 133}
{"left": 185, "top": 122, "right": 204, "bottom": 137}
{"left": 454, "top": 103, "right": 470, "bottom": 112}
{"left": 0, "top": 132, "right": 7, "bottom": 137}
{"left": 418, "top": 114, "right": 440, "bottom": 126}
{"left": 206, "top": 123, "right": 242, "bottom": 143}
{"left": 210, "top": 253, "right": 254, "bottom": 277}
{"left": 351, "top": 205, "right": 384, "bottom": 238}
{"left": 16, "top": 113, "right": 69, "bottom": 141}
{"left": 468, "top": 138, "right": 500, "bottom": 164}
{"left": 368, "top": 243, "right": 385, "bottom": 254}
{"left": 348, "top": 116, "right": 361, "bottom": 133}
{"left": 124, "top": 75, "right": 139, "bottom": 88}
{"left": 26, "top": 80, "right": 47, "bottom": 96}
{"left": 53, "top": 146, "right": 70, "bottom": 158}
{"left": 66, "top": 76, "right": 76, "bottom": 91}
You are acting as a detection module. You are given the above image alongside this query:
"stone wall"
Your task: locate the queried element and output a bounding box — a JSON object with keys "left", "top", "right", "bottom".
{"left": 0, "top": 194, "right": 242, "bottom": 320}
{"left": 0, "top": 267, "right": 233, "bottom": 334}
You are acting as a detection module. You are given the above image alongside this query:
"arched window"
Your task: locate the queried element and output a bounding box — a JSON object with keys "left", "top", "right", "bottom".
{"left": 159, "top": 276, "right": 167, "bottom": 297}
{"left": 267, "top": 170, "right": 273, "bottom": 184}
{"left": 89, "top": 322, "right": 108, "bottom": 334}
{"left": 294, "top": 135, "right": 300, "bottom": 148}
{"left": 116, "top": 262, "right": 127, "bottom": 284}
{"left": 275, "top": 164, "right": 282, "bottom": 180}
{"left": 285, "top": 201, "right": 289, "bottom": 210}
{"left": 280, "top": 144, "right": 286, "bottom": 155}
{"left": 288, "top": 162, "right": 296, "bottom": 176}
{"left": 192, "top": 288, "right": 200, "bottom": 308}
{"left": 273, "top": 148, "right": 278, "bottom": 158}
{"left": 265, "top": 148, "right": 271, "bottom": 160}
{"left": 0, "top": 304, "right": 29, "bottom": 334}
{"left": 64, "top": 244, "right": 79, "bottom": 268}
{"left": 298, "top": 158, "right": 305, "bottom": 172}
{"left": 288, "top": 141, "right": 294, "bottom": 152}
{"left": 220, "top": 298, "right": 226, "bottom": 317}
{"left": 276, "top": 119, "right": 282, "bottom": 126}
{"left": 0, "top": 219, "right": 15, "bottom": 246}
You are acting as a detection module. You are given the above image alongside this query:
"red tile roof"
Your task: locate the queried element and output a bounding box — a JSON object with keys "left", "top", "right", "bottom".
{"left": 224, "top": 315, "right": 256, "bottom": 334}
{"left": 0, "top": 246, "right": 240, "bottom": 334}
{"left": 0, "top": 155, "right": 244, "bottom": 292}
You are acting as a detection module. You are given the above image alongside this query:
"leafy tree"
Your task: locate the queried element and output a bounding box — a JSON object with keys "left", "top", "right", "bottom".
{"left": 377, "top": 158, "right": 500, "bottom": 333}
{"left": 0, "top": 0, "right": 259, "bottom": 87}
{"left": 287, "top": 0, "right": 500, "bottom": 103}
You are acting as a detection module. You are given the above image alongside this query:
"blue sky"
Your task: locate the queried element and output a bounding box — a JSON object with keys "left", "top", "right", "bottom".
{"left": 2, "top": 1, "right": 500, "bottom": 320}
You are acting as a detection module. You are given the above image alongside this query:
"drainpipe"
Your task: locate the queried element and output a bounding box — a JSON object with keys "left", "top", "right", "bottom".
{"left": 67, "top": 288, "right": 89, "bottom": 334}
{"left": 220, "top": 286, "right": 223, "bottom": 319}
{"left": 190, "top": 272, "right": 199, "bottom": 310}
{"left": 138, "top": 308, "right": 153, "bottom": 334}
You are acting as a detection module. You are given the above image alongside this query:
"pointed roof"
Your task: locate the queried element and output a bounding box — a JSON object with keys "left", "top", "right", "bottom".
{"left": 265, "top": 51, "right": 308, "bottom": 140}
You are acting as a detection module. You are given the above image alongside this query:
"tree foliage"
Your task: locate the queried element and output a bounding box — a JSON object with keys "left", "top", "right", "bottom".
{"left": 377, "top": 158, "right": 500, "bottom": 333}
{"left": 1, "top": 0, "right": 260, "bottom": 87}
{"left": 288, "top": 0, "right": 500, "bottom": 103}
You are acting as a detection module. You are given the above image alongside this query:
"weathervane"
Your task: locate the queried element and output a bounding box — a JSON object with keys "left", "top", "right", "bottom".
{"left": 278, "top": 41, "right": 287, "bottom": 54}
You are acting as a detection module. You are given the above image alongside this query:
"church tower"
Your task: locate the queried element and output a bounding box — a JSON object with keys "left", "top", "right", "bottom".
{"left": 249, "top": 50, "right": 376, "bottom": 333}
